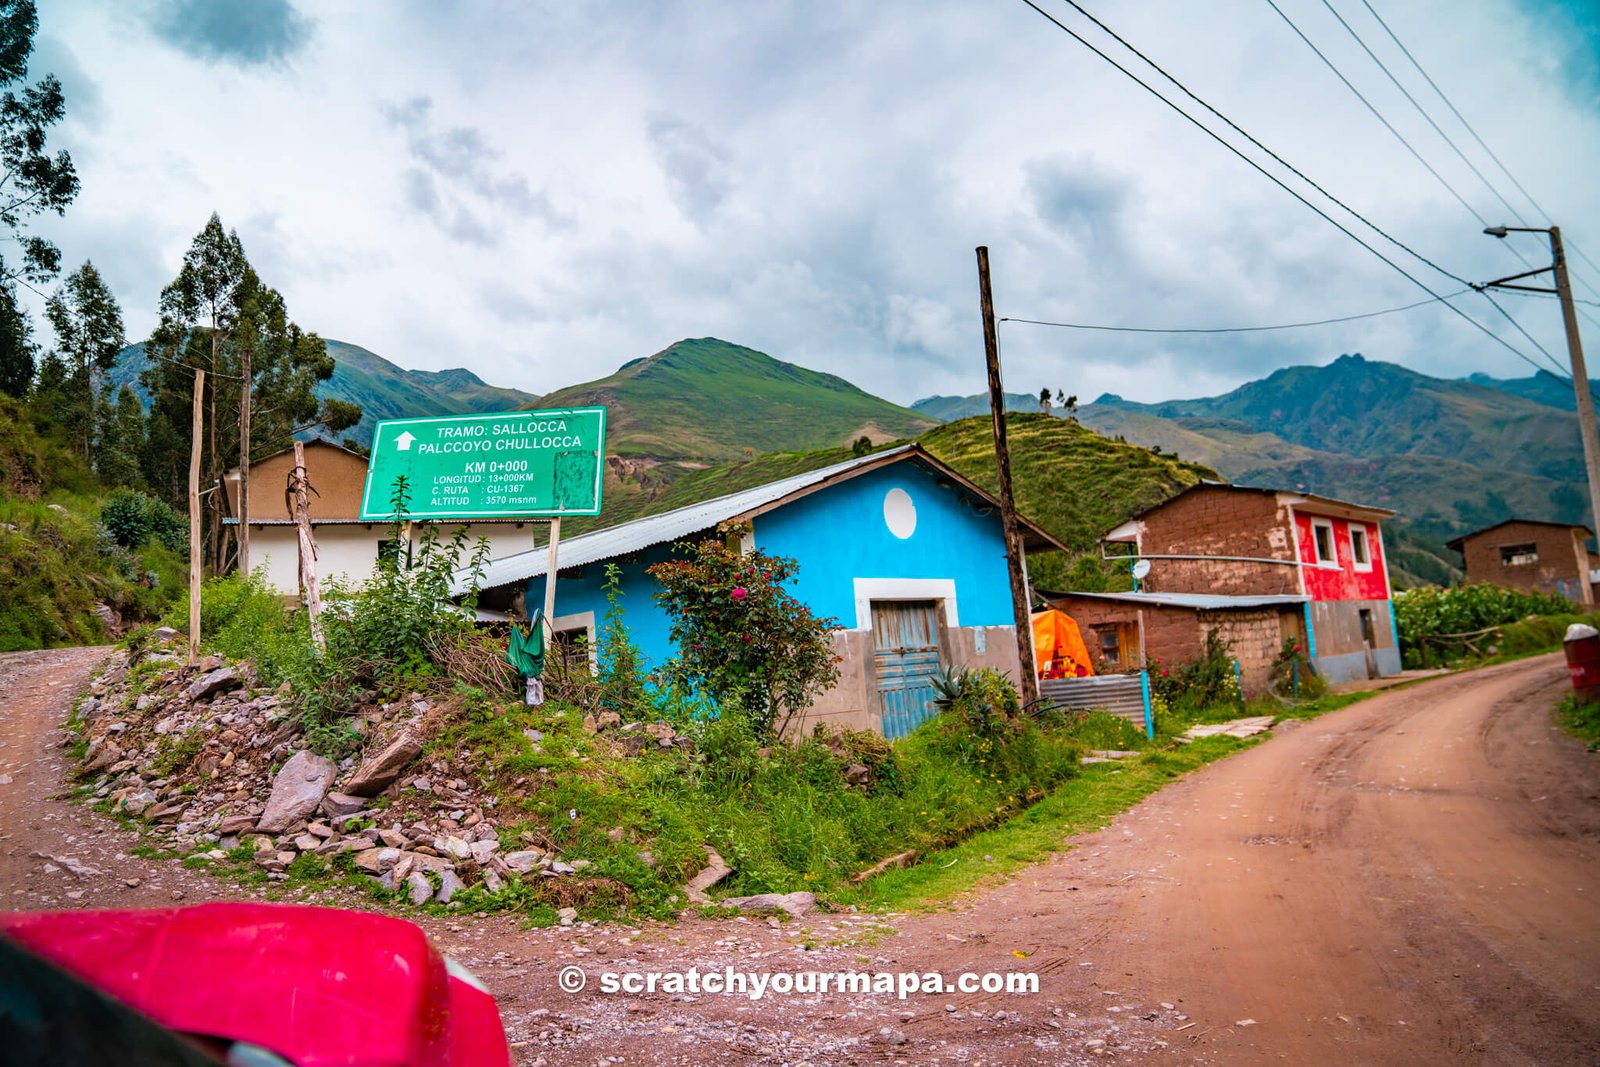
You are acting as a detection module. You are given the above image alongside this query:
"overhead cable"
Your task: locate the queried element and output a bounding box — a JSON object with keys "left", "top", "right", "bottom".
{"left": 1018, "top": 0, "right": 1551, "bottom": 376}
{"left": 1001, "top": 289, "right": 1471, "bottom": 333}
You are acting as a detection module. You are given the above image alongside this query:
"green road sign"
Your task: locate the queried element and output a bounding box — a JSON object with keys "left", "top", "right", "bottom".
{"left": 359, "top": 408, "right": 606, "bottom": 520}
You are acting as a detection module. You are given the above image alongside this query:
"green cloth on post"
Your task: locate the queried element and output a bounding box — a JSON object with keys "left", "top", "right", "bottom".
{"left": 507, "top": 610, "right": 546, "bottom": 678}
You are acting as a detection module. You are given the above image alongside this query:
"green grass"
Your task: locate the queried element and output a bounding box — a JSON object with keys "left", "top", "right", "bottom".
{"left": 1557, "top": 694, "right": 1600, "bottom": 750}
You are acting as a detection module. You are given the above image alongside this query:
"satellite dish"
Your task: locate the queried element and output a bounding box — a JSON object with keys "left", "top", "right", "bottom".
{"left": 1131, "top": 560, "right": 1152, "bottom": 580}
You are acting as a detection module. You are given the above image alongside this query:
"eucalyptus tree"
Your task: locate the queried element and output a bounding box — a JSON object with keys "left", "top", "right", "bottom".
{"left": 45, "top": 261, "right": 125, "bottom": 461}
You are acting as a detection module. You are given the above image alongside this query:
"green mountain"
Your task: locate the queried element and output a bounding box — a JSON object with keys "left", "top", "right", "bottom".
{"left": 535, "top": 337, "right": 937, "bottom": 461}
{"left": 107, "top": 339, "right": 541, "bottom": 447}
{"left": 1462, "top": 368, "right": 1590, "bottom": 411}
{"left": 910, "top": 354, "right": 1588, "bottom": 586}
{"left": 911, "top": 392, "right": 1039, "bottom": 421}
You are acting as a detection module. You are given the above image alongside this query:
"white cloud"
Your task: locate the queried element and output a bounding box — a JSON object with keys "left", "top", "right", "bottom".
{"left": 24, "top": 0, "right": 1600, "bottom": 407}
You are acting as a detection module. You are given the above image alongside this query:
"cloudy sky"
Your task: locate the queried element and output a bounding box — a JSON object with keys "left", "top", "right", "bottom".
{"left": 26, "top": 0, "right": 1600, "bottom": 406}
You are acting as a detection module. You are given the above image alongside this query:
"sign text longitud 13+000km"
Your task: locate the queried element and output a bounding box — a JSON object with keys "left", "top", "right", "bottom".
{"left": 359, "top": 408, "right": 606, "bottom": 520}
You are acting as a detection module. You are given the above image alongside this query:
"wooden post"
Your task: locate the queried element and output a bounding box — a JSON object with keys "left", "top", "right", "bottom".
{"left": 292, "top": 440, "right": 325, "bottom": 648}
{"left": 188, "top": 368, "right": 205, "bottom": 666}
{"left": 976, "top": 246, "right": 1040, "bottom": 707}
{"left": 237, "top": 347, "right": 251, "bottom": 577}
{"left": 543, "top": 517, "right": 561, "bottom": 633}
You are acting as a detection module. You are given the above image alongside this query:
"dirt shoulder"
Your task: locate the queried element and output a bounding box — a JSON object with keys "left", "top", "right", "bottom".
{"left": 3, "top": 650, "right": 1597, "bottom": 1066}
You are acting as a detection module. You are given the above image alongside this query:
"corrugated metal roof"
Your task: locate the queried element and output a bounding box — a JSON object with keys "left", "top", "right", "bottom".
{"left": 1044, "top": 590, "right": 1309, "bottom": 611}
{"left": 458, "top": 444, "right": 1069, "bottom": 595}
{"left": 459, "top": 446, "right": 917, "bottom": 594}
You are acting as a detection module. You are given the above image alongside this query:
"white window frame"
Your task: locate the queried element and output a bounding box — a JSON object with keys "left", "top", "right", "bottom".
{"left": 1349, "top": 525, "right": 1372, "bottom": 572}
{"left": 1311, "top": 518, "right": 1339, "bottom": 567}
{"left": 851, "top": 578, "right": 958, "bottom": 631}
{"left": 550, "top": 610, "right": 598, "bottom": 674}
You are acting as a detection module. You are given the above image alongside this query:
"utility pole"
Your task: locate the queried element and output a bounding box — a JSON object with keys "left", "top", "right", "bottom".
{"left": 1482, "top": 225, "right": 1600, "bottom": 540}
{"left": 238, "top": 347, "right": 251, "bottom": 578}
{"left": 976, "top": 246, "right": 1039, "bottom": 707}
{"left": 187, "top": 368, "right": 205, "bottom": 666}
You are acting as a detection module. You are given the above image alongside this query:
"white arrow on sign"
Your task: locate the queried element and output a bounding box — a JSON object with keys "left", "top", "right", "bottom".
{"left": 395, "top": 431, "right": 415, "bottom": 451}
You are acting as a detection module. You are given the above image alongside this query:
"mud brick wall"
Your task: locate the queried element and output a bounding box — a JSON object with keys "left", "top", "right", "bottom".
{"left": 1049, "top": 596, "right": 1294, "bottom": 697}
{"left": 1456, "top": 522, "right": 1592, "bottom": 606}
{"left": 1137, "top": 488, "right": 1301, "bottom": 597}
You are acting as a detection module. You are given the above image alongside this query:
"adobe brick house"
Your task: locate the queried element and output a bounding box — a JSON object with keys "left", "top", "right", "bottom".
{"left": 1445, "top": 519, "right": 1595, "bottom": 606}
{"left": 1048, "top": 483, "right": 1400, "bottom": 689}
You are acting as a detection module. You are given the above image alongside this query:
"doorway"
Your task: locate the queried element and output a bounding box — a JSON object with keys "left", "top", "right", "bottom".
{"left": 871, "top": 600, "right": 944, "bottom": 739}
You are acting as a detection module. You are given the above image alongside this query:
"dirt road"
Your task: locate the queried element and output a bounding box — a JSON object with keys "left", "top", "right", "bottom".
{"left": 2, "top": 648, "right": 1596, "bottom": 1065}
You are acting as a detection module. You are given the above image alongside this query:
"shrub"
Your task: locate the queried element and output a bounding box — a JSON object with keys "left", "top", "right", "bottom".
{"left": 1149, "top": 629, "right": 1241, "bottom": 712}
{"left": 1395, "top": 584, "right": 1575, "bottom": 667}
{"left": 649, "top": 524, "right": 839, "bottom": 739}
{"left": 99, "top": 490, "right": 185, "bottom": 553}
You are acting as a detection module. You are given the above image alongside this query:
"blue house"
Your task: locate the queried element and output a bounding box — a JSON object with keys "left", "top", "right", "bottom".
{"left": 464, "top": 445, "right": 1066, "bottom": 738}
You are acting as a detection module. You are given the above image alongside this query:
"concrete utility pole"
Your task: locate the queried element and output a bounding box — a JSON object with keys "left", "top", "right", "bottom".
{"left": 1483, "top": 225, "right": 1600, "bottom": 537}
{"left": 976, "top": 246, "right": 1040, "bottom": 708}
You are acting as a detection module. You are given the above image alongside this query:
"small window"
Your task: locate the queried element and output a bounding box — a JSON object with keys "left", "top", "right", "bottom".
{"left": 1500, "top": 543, "right": 1539, "bottom": 567}
{"left": 1350, "top": 527, "right": 1372, "bottom": 571}
{"left": 376, "top": 539, "right": 411, "bottom": 568}
{"left": 1097, "top": 626, "right": 1121, "bottom": 664}
{"left": 1312, "top": 519, "right": 1337, "bottom": 565}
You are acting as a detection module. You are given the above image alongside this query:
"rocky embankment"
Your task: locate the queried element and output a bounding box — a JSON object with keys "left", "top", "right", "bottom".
{"left": 73, "top": 633, "right": 603, "bottom": 914}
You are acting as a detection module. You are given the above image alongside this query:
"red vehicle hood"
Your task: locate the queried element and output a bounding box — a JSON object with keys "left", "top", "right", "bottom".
{"left": 0, "top": 903, "right": 510, "bottom": 1067}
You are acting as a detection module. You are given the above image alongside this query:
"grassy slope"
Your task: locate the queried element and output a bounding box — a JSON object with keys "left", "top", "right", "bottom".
{"left": 0, "top": 396, "right": 184, "bottom": 650}
{"left": 536, "top": 337, "right": 937, "bottom": 462}
{"left": 567, "top": 413, "right": 1213, "bottom": 593}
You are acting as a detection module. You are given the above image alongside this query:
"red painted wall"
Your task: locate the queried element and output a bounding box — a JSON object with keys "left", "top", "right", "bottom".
{"left": 1294, "top": 513, "right": 1390, "bottom": 601}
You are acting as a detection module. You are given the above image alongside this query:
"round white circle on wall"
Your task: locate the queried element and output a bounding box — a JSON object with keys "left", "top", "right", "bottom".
{"left": 884, "top": 487, "right": 916, "bottom": 539}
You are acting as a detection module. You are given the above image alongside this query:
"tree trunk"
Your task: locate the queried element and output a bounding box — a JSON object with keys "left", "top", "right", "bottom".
{"left": 238, "top": 346, "right": 251, "bottom": 577}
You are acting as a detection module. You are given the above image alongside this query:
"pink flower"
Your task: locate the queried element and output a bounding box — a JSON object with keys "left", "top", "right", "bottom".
{"left": 731, "top": 587, "right": 747, "bottom": 601}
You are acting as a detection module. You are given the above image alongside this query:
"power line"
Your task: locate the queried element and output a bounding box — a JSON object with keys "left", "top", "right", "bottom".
{"left": 1320, "top": 0, "right": 1531, "bottom": 226}
{"left": 1261, "top": 0, "right": 1498, "bottom": 233}
{"left": 1018, "top": 0, "right": 1548, "bottom": 376}
{"left": 1472, "top": 290, "right": 1570, "bottom": 378}
{"left": 1051, "top": 0, "right": 1470, "bottom": 287}
{"left": 1001, "top": 289, "right": 1470, "bottom": 333}
{"left": 1354, "top": 0, "right": 1600, "bottom": 303}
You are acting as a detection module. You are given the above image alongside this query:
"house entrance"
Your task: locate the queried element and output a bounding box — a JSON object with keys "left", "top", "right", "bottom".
{"left": 1359, "top": 608, "right": 1378, "bottom": 679}
{"left": 871, "top": 600, "right": 944, "bottom": 739}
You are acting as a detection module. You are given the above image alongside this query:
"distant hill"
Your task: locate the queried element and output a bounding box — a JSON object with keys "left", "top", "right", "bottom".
{"left": 1462, "top": 368, "right": 1590, "bottom": 412}
{"left": 106, "top": 340, "right": 541, "bottom": 447}
{"left": 535, "top": 337, "right": 937, "bottom": 461}
{"left": 910, "top": 392, "right": 1038, "bottom": 421}
{"left": 909, "top": 354, "right": 1589, "bottom": 586}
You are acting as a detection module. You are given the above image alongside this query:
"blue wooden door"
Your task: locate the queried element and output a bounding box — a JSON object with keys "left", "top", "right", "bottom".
{"left": 872, "top": 601, "right": 943, "bottom": 739}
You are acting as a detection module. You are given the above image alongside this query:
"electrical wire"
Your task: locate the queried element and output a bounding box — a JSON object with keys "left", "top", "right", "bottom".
{"left": 1001, "top": 289, "right": 1471, "bottom": 333}
{"left": 1320, "top": 0, "right": 1531, "bottom": 227}
{"left": 1356, "top": 0, "right": 1600, "bottom": 293}
{"left": 1018, "top": 0, "right": 1552, "bottom": 377}
{"left": 1262, "top": 0, "right": 1500, "bottom": 233}
{"left": 1051, "top": 0, "right": 1470, "bottom": 287}
{"left": 1472, "top": 291, "right": 1570, "bottom": 378}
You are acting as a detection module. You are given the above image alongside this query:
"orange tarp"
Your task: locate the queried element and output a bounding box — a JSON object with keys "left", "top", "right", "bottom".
{"left": 1032, "top": 609, "right": 1095, "bottom": 679}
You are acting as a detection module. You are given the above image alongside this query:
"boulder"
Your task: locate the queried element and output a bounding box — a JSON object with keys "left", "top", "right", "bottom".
{"left": 557, "top": 907, "right": 577, "bottom": 927}
{"left": 353, "top": 849, "right": 385, "bottom": 875}
{"left": 185, "top": 666, "right": 243, "bottom": 703}
{"left": 343, "top": 733, "right": 425, "bottom": 797}
{"left": 80, "top": 738, "right": 122, "bottom": 776}
{"left": 406, "top": 870, "right": 434, "bottom": 905}
{"left": 434, "top": 835, "right": 473, "bottom": 862}
{"left": 150, "top": 626, "right": 180, "bottom": 644}
{"left": 469, "top": 839, "right": 499, "bottom": 865}
{"left": 502, "top": 850, "right": 543, "bottom": 874}
{"left": 256, "top": 751, "right": 338, "bottom": 833}
{"left": 218, "top": 813, "right": 257, "bottom": 835}
{"left": 320, "top": 792, "right": 366, "bottom": 819}
{"left": 720, "top": 891, "right": 816, "bottom": 918}
{"left": 437, "top": 868, "right": 465, "bottom": 904}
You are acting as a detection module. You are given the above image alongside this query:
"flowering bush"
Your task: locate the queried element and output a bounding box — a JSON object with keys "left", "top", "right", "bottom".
{"left": 648, "top": 523, "right": 840, "bottom": 739}
{"left": 1148, "top": 629, "right": 1240, "bottom": 712}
